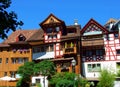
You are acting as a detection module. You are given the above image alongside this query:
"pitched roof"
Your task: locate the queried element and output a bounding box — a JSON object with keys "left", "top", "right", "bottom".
{"left": 106, "top": 18, "right": 118, "bottom": 24}
{"left": 27, "top": 29, "right": 44, "bottom": 41}
{"left": 3, "top": 29, "right": 38, "bottom": 44}
{"left": 40, "top": 13, "right": 65, "bottom": 27}
{"left": 81, "top": 18, "right": 108, "bottom": 35}
{"left": 0, "top": 43, "right": 10, "bottom": 47}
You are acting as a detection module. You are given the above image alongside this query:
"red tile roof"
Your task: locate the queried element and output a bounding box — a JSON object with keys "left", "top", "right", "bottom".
{"left": 1, "top": 25, "right": 80, "bottom": 44}
{"left": 0, "top": 43, "right": 10, "bottom": 47}
{"left": 27, "top": 29, "right": 44, "bottom": 41}
{"left": 3, "top": 29, "right": 38, "bottom": 44}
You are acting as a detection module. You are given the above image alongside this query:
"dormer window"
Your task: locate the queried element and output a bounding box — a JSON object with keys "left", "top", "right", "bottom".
{"left": 18, "top": 34, "right": 26, "bottom": 41}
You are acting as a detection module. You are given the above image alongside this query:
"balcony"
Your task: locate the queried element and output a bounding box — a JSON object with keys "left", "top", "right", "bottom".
{"left": 63, "top": 47, "right": 77, "bottom": 55}
{"left": 82, "top": 39, "right": 104, "bottom": 46}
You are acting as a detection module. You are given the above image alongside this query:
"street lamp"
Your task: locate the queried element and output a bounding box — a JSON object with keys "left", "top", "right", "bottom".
{"left": 71, "top": 59, "right": 76, "bottom": 73}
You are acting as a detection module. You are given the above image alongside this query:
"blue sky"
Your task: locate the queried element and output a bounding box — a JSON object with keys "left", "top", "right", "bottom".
{"left": 1, "top": 0, "right": 120, "bottom": 42}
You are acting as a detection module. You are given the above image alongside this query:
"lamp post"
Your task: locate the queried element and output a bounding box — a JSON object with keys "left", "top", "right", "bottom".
{"left": 71, "top": 59, "right": 76, "bottom": 73}
{"left": 71, "top": 59, "right": 76, "bottom": 87}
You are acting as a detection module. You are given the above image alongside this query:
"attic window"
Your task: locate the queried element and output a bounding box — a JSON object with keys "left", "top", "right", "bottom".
{"left": 18, "top": 34, "right": 26, "bottom": 41}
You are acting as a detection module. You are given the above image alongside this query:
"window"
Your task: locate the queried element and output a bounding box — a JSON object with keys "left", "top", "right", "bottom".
{"left": 114, "top": 34, "right": 118, "bottom": 38}
{"left": 33, "top": 47, "right": 41, "bottom": 53}
{"left": 23, "top": 58, "right": 28, "bottom": 63}
{"left": 41, "top": 46, "right": 45, "bottom": 52}
{"left": 87, "top": 64, "right": 101, "bottom": 72}
{"left": 18, "top": 34, "right": 26, "bottom": 41}
{"left": 96, "top": 50, "right": 105, "bottom": 56}
{"left": 6, "top": 58, "right": 8, "bottom": 64}
{"left": 4, "top": 72, "right": 7, "bottom": 76}
{"left": 18, "top": 58, "right": 23, "bottom": 64}
{"left": 0, "top": 58, "right": 2, "bottom": 63}
{"left": 46, "top": 28, "right": 52, "bottom": 33}
{"left": 10, "top": 71, "right": 16, "bottom": 78}
{"left": 116, "top": 50, "right": 120, "bottom": 55}
{"left": 68, "top": 29, "right": 75, "bottom": 33}
{"left": 50, "top": 45, "right": 54, "bottom": 51}
{"left": 11, "top": 58, "right": 17, "bottom": 64}
{"left": 36, "top": 79, "right": 41, "bottom": 83}
{"left": 45, "top": 45, "right": 54, "bottom": 52}
{"left": 86, "top": 50, "right": 92, "bottom": 56}
{"left": 55, "top": 27, "right": 60, "bottom": 32}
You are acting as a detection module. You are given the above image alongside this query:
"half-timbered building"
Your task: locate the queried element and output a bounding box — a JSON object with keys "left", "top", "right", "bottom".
{"left": 80, "top": 18, "right": 120, "bottom": 83}
{"left": 0, "top": 13, "right": 120, "bottom": 87}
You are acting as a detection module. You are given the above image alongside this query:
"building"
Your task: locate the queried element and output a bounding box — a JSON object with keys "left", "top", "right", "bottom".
{"left": 0, "top": 14, "right": 120, "bottom": 87}
{"left": 81, "top": 18, "right": 120, "bottom": 86}
{"left": 0, "top": 14, "right": 81, "bottom": 87}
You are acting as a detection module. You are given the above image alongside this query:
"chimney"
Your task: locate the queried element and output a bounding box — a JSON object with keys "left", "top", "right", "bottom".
{"left": 74, "top": 19, "right": 78, "bottom": 25}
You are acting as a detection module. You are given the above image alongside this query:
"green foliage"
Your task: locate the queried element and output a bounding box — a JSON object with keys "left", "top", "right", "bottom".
{"left": 17, "top": 60, "right": 55, "bottom": 87}
{"left": 17, "top": 61, "right": 35, "bottom": 77}
{"left": 97, "top": 69, "right": 115, "bottom": 87}
{"left": 0, "top": 0, "right": 23, "bottom": 39}
{"left": 49, "top": 72, "right": 77, "bottom": 87}
{"left": 36, "top": 83, "right": 41, "bottom": 87}
{"left": 117, "top": 70, "right": 120, "bottom": 77}
{"left": 85, "top": 83, "right": 90, "bottom": 87}
{"left": 17, "top": 62, "right": 35, "bottom": 83}
{"left": 34, "top": 60, "right": 55, "bottom": 77}
{"left": 78, "top": 77, "right": 88, "bottom": 87}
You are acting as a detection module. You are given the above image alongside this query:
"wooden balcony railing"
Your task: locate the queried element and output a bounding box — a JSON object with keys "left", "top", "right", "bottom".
{"left": 82, "top": 39, "right": 104, "bottom": 46}
{"left": 63, "top": 47, "right": 77, "bottom": 55}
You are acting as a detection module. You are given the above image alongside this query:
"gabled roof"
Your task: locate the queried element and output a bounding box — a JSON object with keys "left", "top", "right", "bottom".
{"left": 106, "top": 18, "right": 118, "bottom": 25}
{"left": 3, "top": 29, "right": 38, "bottom": 44}
{"left": 40, "top": 13, "right": 65, "bottom": 28}
{"left": 81, "top": 18, "right": 108, "bottom": 35}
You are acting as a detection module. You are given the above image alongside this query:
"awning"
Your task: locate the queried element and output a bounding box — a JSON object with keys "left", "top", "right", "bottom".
{"left": 33, "top": 52, "right": 54, "bottom": 60}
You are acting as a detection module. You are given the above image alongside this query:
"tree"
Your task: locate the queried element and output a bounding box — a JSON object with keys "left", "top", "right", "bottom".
{"left": 17, "top": 62, "right": 35, "bottom": 87}
{"left": 34, "top": 60, "right": 55, "bottom": 78}
{"left": 0, "top": 0, "right": 23, "bottom": 39}
{"left": 97, "top": 69, "right": 115, "bottom": 87}
{"left": 17, "top": 60, "right": 55, "bottom": 87}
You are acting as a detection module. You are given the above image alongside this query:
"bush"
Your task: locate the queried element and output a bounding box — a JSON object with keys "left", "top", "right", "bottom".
{"left": 97, "top": 69, "right": 115, "bottom": 87}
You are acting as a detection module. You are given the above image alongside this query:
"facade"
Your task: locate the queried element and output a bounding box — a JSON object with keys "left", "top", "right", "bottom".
{"left": 81, "top": 18, "right": 120, "bottom": 81}
{"left": 0, "top": 14, "right": 120, "bottom": 86}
